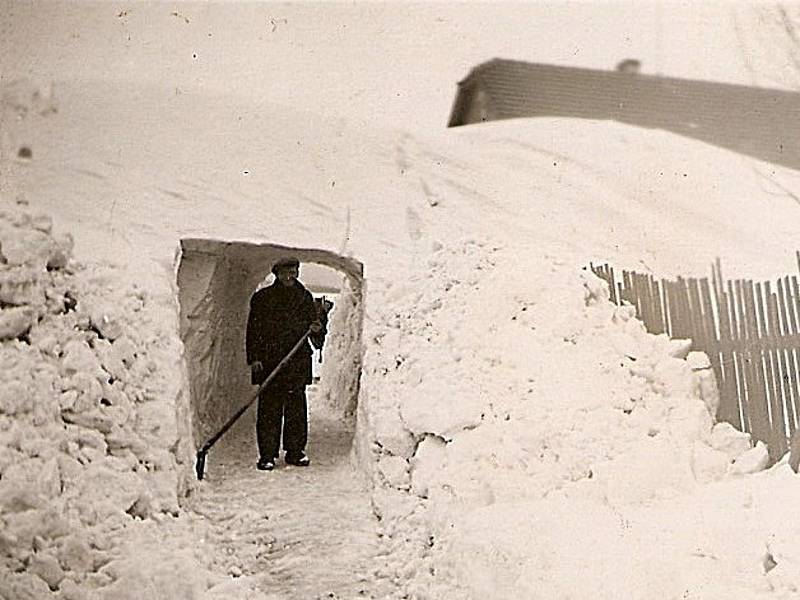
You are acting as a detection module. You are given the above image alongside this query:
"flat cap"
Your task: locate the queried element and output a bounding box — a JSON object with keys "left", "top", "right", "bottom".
{"left": 271, "top": 256, "right": 300, "bottom": 274}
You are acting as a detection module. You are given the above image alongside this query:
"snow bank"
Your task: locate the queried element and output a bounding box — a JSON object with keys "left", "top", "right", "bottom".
{"left": 0, "top": 204, "right": 215, "bottom": 598}
{"left": 357, "top": 245, "right": 800, "bottom": 598}
{"left": 0, "top": 204, "right": 303, "bottom": 599}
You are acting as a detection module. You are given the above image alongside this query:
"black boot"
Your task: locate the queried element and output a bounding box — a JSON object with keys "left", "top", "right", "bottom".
{"left": 285, "top": 452, "right": 310, "bottom": 467}
{"left": 256, "top": 458, "right": 276, "bottom": 471}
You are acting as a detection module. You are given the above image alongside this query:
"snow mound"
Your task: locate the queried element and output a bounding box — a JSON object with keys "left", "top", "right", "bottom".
{"left": 362, "top": 244, "right": 800, "bottom": 598}
{"left": 0, "top": 205, "right": 207, "bottom": 598}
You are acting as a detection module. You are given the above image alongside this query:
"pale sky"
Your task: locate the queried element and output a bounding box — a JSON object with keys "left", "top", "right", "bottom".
{"left": 2, "top": 2, "right": 796, "bottom": 131}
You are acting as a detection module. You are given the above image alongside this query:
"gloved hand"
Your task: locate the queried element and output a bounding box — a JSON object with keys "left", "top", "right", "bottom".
{"left": 251, "top": 361, "right": 265, "bottom": 384}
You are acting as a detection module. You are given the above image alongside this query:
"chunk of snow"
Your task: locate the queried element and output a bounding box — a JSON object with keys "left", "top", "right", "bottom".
{"left": 729, "top": 441, "right": 770, "bottom": 476}
{"left": 709, "top": 422, "right": 752, "bottom": 463}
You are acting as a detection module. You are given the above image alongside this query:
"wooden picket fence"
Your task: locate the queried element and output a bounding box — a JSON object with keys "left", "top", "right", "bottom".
{"left": 591, "top": 253, "right": 800, "bottom": 462}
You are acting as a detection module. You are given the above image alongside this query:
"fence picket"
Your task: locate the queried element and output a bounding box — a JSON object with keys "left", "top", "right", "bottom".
{"left": 700, "top": 278, "right": 716, "bottom": 342}
{"left": 746, "top": 281, "right": 773, "bottom": 453}
{"left": 649, "top": 275, "right": 661, "bottom": 333}
{"left": 713, "top": 269, "right": 740, "bottom": 428}
{"left": 652, "top": 277, "right": 665, "bottom": 334}
{"left": 633, "top": 273, "right": 646, "bottom": 327}
{"left": 787, "top": 277, "right": 800, "bottom": 433}
{"left": 766, "top": 283, "right": 789, "bottom": 457}
{"left": 733, "top": 279, "right": 752, "bottom": 434}
{"left": 662, "top": 280, "right": 673, "bottom": 337}
{"left": 685, "top": 278, "right": 698, "bottom": 345}
{"left": 642, "top": 274, "right": 654, "bottom": 332}
{"left": 671, "top": 278, "right": 683, "bottom": 339}
{"left": 608, "top": 265, "right": 618, "bottom": 304}
{"left": 676, "top": 278, "right": 687, "bottom": 339}
{"left": 699, "top": 277, "right": 725, "bottom": 421}
{"left": 642, "top": 274, "right": 653, "bottom": 331}
{"left": 777, "top": 279, "right": 798, "bottom": 436}
{"left": 620, "top": 270, "right": 629, "bottom": 306}
{"left": 689, "top": 278, "right": 707, "bottom": 349}
{"left": 638, "top": 273, "right": 649, "bottom": 327}
{"left": 760, "top": 283, "right": 779, "bottom": 424}
{"left": 741, "top": 281, "right": 761, "bottom": 441}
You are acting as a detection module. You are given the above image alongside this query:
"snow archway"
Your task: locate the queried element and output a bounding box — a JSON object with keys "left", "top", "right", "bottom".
{"left": 175, "top": 239, "right": 364, "bottom": 452}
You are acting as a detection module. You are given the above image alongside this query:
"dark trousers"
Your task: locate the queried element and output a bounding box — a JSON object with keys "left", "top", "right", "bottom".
{"left": 256, "top": 383, "right": 308, "bottom": 460}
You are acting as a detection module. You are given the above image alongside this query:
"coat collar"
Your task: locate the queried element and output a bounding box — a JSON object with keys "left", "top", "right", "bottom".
{"left": 270, "top": 278, "right": 307, "bottom": 293}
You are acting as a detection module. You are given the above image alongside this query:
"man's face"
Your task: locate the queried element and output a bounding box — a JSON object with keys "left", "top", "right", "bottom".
{"left": 276, "top": 265, "right": 299, "bottom": 286}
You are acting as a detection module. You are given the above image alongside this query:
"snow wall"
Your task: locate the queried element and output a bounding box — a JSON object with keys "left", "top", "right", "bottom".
{"left": 176, "top": 238, "right": 364, "bottom": 448}
{"left": 349, "top": 242, "right": 800, "bottom": 599}
{"left": 0, "top": 207, "right": 199, "bottom": 598}
{"left": 317, "top": 273, "right": 365, "bottom": 421}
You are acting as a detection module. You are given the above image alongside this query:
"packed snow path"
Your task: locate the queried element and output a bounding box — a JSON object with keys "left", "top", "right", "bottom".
{"left": 187, "top": 393, "right": 393, "bottom": 599}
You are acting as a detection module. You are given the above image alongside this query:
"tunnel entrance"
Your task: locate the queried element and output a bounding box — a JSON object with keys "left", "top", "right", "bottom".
{"left": 175, "top": 239, "right": 365, "bottom": 466}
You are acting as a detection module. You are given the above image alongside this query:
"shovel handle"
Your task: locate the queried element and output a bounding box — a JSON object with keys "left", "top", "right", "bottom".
{"left": 194, "top": 328, "right": 313, "bottom": 480}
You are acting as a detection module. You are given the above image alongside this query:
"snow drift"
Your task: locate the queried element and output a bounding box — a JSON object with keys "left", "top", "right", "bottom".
{"left": 364, "top": 253, "right": 800, "bottom": 599}
{"left": 2, "top": 76, "right": 800, "bottom": 599}
{"left": 0, "top": 207, "right": 201, "bottom": 598}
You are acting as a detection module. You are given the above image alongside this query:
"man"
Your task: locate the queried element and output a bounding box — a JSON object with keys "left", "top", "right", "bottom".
{"left": 245, "top": 257, "right": 326, "bottom": 471}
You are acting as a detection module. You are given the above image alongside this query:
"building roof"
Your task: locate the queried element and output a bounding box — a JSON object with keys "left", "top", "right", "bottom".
{"left": 447, "top": 58, "right": 800, "bottom": 171}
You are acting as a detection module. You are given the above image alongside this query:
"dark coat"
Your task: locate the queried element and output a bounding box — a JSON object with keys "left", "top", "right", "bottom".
{"left": 245, "top": 279, "right": 325, "bottom": 388}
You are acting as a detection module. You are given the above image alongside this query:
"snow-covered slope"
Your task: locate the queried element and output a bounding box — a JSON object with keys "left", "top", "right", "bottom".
{"left": 8, "top": 80, "right": 800, "bottom": 281}
{"left": 3, "top": 72, "right": 800, "bottom": 599}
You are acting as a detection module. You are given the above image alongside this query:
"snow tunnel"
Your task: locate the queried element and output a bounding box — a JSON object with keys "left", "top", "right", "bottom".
{"left": 175, "top": 239, "right": 364, "bottom": 460}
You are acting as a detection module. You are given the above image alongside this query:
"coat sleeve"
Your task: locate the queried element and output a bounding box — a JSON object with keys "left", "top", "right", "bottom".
{"left": 245, "top": 294, "right": 261, "bottom": 364}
